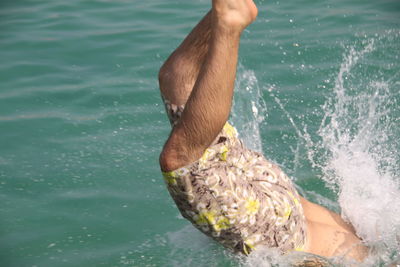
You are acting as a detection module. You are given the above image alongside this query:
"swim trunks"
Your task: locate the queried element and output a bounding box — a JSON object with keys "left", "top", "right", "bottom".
{"left": 161, "top": 97, "right": 307, "bottom": 255}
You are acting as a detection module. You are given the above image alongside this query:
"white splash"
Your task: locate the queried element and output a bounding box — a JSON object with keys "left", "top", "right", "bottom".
{"left": 318, "top": 38, "right": 400, "bottom": 256}
{"left": 238, "top": 34, "right": 400, "bottom": 266}
{"left": 244, "top": 247, "right": 290, "bottom": 267}
{"left": 232, "top": 64, "right": 267, "bottom": 153}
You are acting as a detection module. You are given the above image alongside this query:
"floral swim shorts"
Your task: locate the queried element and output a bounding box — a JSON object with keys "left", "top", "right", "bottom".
{"left": 161, "top": 98, "right": 307, "bottom": 255}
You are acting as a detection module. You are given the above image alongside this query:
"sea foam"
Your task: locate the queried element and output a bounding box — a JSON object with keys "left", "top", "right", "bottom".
{"left": 236, "top": 33, "right": 399, "bottom": 266}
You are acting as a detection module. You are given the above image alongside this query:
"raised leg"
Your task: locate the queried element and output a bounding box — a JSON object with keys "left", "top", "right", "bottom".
{"left": 160, "top": 0, "right": 258, "bottom": 172}
{"left": 158, "top": 11, "right": 213, "bottom": 106}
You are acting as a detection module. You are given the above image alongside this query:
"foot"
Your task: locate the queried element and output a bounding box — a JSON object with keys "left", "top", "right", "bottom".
{"left": 212, "top": 0, "right": 258, "bottom": 32}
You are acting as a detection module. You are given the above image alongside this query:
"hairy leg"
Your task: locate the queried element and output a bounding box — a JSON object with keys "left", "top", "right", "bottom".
{"left": 160, "top": 0, "right": 258, "bottom": 172}
{"left": 158, "top": 11, "right": 213, "bottom": 106}
{"left": 159, "top": 0, "right": 258, "bottom": 106}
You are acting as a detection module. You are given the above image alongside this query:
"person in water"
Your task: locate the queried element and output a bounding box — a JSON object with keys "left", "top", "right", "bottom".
{"left": 158, "top": 0, "right": 368, "bottom": 262}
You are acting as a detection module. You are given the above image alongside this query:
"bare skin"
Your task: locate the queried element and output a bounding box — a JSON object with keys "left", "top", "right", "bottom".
{"left": 159, "top": 0, "right": 368, "bottom": 262}
{"left": 300, "top": 197, "right": 368, "bottom": 261}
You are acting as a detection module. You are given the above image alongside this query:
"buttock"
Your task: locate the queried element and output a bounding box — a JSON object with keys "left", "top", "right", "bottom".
{"left": 162, "top": 122, "right": 307, "bottom": 254}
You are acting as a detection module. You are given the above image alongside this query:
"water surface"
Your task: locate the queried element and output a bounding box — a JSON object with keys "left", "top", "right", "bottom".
{"left": 0, "top": 0, "right": 399, "bottom": 266}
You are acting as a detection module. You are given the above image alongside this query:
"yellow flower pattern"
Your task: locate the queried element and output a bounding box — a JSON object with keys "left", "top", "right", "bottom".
{"left": 161, "top": 98, "right": 307, "bottom": 255}
{"left": 194, "top": 211, "right": 231, "bottom": 232}
{"left": 245, "top": 198, "right": 260, "bottom": 214}
{"left": 162, "top": 171, "right": 178, "bottom": 186}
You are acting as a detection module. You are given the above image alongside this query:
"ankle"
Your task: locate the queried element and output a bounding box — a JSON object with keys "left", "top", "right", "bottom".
{"left": 211, "top": 13, "right": 246, "bottom": 36}
{"left": 211, "top": 0, "right": 258, "bottom": 32}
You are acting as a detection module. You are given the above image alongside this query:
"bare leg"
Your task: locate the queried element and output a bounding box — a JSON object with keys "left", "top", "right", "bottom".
{"left": 159, "top": 11, "right": 213, "bottom": 106}
{"left": 160, "top": 0, "right": 258, "bottom": 172}
{"left": 158, "top": 2, "right": 369, "bottom": 262}
{"left": 301, "top": 197, "right": 369, "bottom": 261}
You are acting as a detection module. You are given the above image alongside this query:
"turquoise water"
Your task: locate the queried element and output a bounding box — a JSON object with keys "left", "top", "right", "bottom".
{"left": 0, "top": 0, "right": 399, "bottom": 266}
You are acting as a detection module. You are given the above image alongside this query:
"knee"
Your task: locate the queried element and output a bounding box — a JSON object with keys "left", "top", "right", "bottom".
{"left": 160, "top": 133, "right": 203, "bottom": 172}
{"left": 159, "top": 135, "right": 188, "bottom": 172}
{"left": 158, "top": 61, "right": 182, "bottom": 101}
{"left": 158, "top": 63, "right": 171, "bottom": 89}
{"left": 158, "top": 56, "right": 182, "bottom": 88}
{"left": 158, "top": 56, "right": 191, "bottom": 88}
{"left": 159, "top": 146, "right": 189, "bottom": 172}
{"left": 159, "top": 146, "right": 176, "bottom": 172}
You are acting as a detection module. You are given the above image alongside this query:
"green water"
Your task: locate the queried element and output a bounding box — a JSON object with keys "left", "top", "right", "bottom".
{"left": 0, "top": 0, "right": 399, "bottom": 266}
